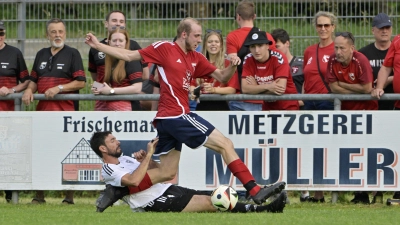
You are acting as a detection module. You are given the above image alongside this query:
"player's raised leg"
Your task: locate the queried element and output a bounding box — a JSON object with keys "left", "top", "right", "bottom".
{"left": 205, "top": 128, "right": 285, "bottom": 204}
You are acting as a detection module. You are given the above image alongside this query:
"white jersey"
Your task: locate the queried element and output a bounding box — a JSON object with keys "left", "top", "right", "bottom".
{"left": 102, "top": 155, "right": 171, "bottom": 210}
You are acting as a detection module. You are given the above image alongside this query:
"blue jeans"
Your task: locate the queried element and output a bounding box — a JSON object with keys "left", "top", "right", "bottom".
{"left": 303, "top": 100, "right": 334, "bottom": 110}
{"left": 228, "top": 101, "right": 262, "bottom": 111}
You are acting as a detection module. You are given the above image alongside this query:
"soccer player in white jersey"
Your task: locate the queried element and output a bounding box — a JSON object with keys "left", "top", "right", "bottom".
{"left": 90, "top": 131, "right": 286, "bottom": 213}
{"left": 85, "top": 18, "right": 286, "bottom": 209}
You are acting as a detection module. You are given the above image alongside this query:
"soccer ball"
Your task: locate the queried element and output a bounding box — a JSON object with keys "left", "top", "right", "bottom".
{"left": 210, "top": 185, "right": 238, "bottom": 211}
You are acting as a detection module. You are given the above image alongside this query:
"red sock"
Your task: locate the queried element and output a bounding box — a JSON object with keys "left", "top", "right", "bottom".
{"left": 228, "top": 159, "right": 260, "bottom": 196}
{"left": 128, "top": 172, "right": 153, "bottom": 194}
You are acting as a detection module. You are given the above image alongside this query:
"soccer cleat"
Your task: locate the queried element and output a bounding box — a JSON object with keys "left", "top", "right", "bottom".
{"left": 307, "top": 197, "right": 325, "bottom": 203}
{"left": 266, "top": 191, "right": 287, "bottom": 213}
{"left": 96, "top": 184, "right": 129, "bottom": 212}
{"left": 252, "top": 182, "right": 286, "bottom": 205}
{"left": 300, "top": 195, "right": 310, "bottom": 202}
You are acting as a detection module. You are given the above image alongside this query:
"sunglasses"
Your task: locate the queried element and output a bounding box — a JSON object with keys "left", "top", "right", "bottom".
{"left": 0, "top": 31, "right": 5, "bottom": 36}
{"left": 206, "top": 29, "right": 222, "bottom": 34}
{"left": 316, "top": 23, "right": 333, "bottom": 29}
{"left": 335, "top": 32, "right": 355, "bottom": 43}
{"left": 111, "top": 26, "right": 125, "bottom": 30}
{"left": 48, "top": 56, "right": 53, "bottom": 71}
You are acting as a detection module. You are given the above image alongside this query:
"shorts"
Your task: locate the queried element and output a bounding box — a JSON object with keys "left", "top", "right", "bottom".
{"left": 142, "top": 186, "right": 207, "bottom": 212}
{"left": 154, "top": 113, "right": 215, "bottom": 156}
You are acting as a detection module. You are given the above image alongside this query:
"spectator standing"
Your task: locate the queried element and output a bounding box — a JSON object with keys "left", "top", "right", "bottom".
{"left": 22, "top": 18, "right": 86, "bottom": 204}
{"left": 226, "top": 0, "right": 276, "bottom": 111}
{"left": 85, "top": 17, "right": 286, "bottom": 207}
{"left": 300, "top": 11, "right": 338, "bottom": 202}
{"left": 0, "top": 20, "right": 30, "bottom": 110}
{"left": 91, "top": 27, "right": 142, "bottom": 111}
{"left": 271, "top": 28, "right": 304, "bottom": 108}
{"left": 326, "top": 32, "right": 378, "bottom": 110}
{"left": 241, "top": 30, "right": 299, "bottom": 110}
{"left": 0, "top": 21, "right": 30, "bottom": 202}
{"left": 193, "top": 29, "right": 240, "bottom": 111}
{"left": 359, "top": 13, "right": 395, "bottom": 110}
{"left": 88, "top": 10, "right": 148, "bottom": 111}
{"left": 356, "top": 13, "right": 396, "bottom": 204}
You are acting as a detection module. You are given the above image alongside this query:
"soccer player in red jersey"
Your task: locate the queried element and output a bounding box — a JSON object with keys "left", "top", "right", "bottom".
{"left": 85, "top": 17, "right": 285, "bottom": 208}
{"left": 326, "top": 31, "right": 378, "bottom": 110}
{"left": 241, "top": 30, "right": 299, "bottom": 110}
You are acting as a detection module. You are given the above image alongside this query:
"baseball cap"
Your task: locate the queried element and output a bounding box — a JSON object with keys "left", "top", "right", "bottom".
{"left": 0, "top": 20, "right": 5, "bottom": 30}
{"left": 372, "top": 13, "right": 392, "bottom": 28}
{"left": 244, "top": 31, "right": 272, "bottom": 46}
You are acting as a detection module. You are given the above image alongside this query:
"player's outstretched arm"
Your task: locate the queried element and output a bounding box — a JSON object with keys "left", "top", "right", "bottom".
{"left": 85, "top": 33, "right": 142, "bottom": 62}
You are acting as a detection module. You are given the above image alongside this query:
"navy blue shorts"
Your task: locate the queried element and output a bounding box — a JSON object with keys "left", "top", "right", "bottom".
{"left": 154, "top": 113, "right": 215, "bottom": 156}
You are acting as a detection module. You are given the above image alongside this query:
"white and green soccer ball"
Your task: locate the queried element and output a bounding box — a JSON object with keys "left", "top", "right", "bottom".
{"left": 210, "top": 185, "right": 238, "bottom": 211}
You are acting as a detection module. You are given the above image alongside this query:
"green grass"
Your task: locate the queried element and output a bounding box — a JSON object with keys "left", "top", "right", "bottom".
{"left": 1, "top": 193, "right": 400, "bottom": 225}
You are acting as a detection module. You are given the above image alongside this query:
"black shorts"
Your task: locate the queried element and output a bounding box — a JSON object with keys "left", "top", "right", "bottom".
{"left": 142, "top": 186, "right": 210, "bottom": 212}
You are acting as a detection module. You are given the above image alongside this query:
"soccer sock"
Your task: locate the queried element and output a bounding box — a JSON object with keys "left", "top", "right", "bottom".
{"left": 227, "top": 159, "right": 260, "bottom": 196}
{"left": 127, "top": 173, "right": 153, "bottom": 194}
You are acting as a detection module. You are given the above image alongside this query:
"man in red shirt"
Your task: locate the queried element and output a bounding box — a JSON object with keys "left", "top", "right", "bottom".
{"left": 241, "top": 30, "right": 299, "bottom": 110}
{"left": 85, "top": 17, "right": 286, "bottom": 210}
{"left": 326, "top": 32, "right": 377, "bottom": 110}
{"left": 226, "top": 0, "right": 276, "bottom": 111}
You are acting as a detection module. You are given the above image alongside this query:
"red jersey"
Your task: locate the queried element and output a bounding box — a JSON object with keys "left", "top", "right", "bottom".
{"left": 326, "top": 51, "right": 378, "bottom": 110}
{"left": 226, "top": 27, "right": 275, "bottom": 104}
{"left": 383, "top": 35, "right": 400, "bottom": 108}
{"left": 139, "top": 41, "right": 216, "bottom": 118}
{"left": 303, "top": 42, "right": 334, "bottom": 94}
{"left": 242, "top": 50, "right": 299, "bottom": 110}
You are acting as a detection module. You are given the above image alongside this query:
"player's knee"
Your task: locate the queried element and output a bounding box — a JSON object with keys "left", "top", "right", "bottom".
{"left": 215, "top": 137, "right": 234, "bottom": 153}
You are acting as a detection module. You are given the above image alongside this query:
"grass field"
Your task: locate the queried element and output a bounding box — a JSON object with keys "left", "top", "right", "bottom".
{"left": 1, "top": 194, "right": 400, "bottom": 225}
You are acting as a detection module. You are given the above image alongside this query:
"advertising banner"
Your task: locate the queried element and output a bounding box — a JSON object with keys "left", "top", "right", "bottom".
{"left": 0, "top": 111, "right": 398, "bottom": 191}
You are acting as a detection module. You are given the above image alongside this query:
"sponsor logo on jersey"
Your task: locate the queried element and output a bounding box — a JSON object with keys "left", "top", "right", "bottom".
{"left": 322, "top": 55, "right": 330, "bottom": 63}
{"left": 349, "top": 73, "right": 355, "bottom": 81}
{"left": 255, "top": 75, "right": 274, "bottom": 83}
{"left": 176, "top": 59, "right": 181, "bottom": 63}
{"left": 292, "top": 66, "right": 299, "bottom": 74}
{"left": 39, "top": 62, "right": 47, "bottom": 70}
{"left": 257, "top": 66, "right": 266, "bottom": 69}
{"left": 98, "top": 52, "right": 105, "bottom": 59}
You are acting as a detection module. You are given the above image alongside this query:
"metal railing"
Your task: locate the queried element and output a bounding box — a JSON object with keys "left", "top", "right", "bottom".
{"left": 2, "top": 93, "right": 400, "bottom": 111}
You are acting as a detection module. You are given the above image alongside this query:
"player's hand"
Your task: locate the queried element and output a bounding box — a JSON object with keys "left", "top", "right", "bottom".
{"left": 202, "top": 83, "right": 214, "bottom": 93}
{"left": 22, "top": 89, "right": 34, "bottom": 105}
{"left": 228, "top": 55, "right": 241, "bottom": 66}
{"left": 270, "top": 78, "right": 286, "bottom": 95}
{"left": 147, "top": 137, "right": 159, "bottom": 155}
{"left": 85, "top": 33, "right": 100, "bottom": 49}
{"left": 371, "top": 88, "right": 384, "bottom": 99}
{"left": 133, "top": 150, "right": 147, "bottom": 162}
{"left": 45, "top": 86, "right": 60, "bottom": 99}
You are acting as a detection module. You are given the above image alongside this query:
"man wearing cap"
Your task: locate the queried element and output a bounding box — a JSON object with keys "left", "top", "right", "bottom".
{"left": 241, "top": 30, "right": 299, "bottom": 110}
{"left": 360, "top": 13, "right": 395, "bottom": 110}
{"left": 326, "top": 31, "right": 377, "bottom": 111}
{"left": 0, "top": 20, "right": 30, "bottom": 110}
{"left": 226, "top": 0, "right": 276, "bottom": 111}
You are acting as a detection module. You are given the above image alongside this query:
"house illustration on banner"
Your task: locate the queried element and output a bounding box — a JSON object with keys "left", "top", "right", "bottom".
{"left": 61, "top": 138, "right": 103, "bottom": 185}
{"left": 61, "top": 138, "right": 178, "bottom": 185}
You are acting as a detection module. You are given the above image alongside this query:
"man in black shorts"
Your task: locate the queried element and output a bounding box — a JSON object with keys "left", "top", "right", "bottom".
{"left": 90, "top": 131, "right": 286, "bottom": 213}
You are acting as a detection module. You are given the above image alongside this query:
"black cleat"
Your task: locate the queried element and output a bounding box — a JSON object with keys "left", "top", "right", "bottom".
{"left": 96, "top": 184, "right": 129, "bottom": 212}
{"left": 252, "top": 182, "right": 286, "bottom": 205}
{"left": 350, "top": 192, "right": 369, "bottom": 204}
{"left": 266, "top": 191, "right": 287, "bottom": 213}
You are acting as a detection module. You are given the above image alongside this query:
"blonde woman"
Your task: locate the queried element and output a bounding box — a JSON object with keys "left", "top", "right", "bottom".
{"left": 92, "top": 28, "right": 142, "bottom": 111}
{"left": 192, "top": 29, "right": 240, "bottom": 111}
